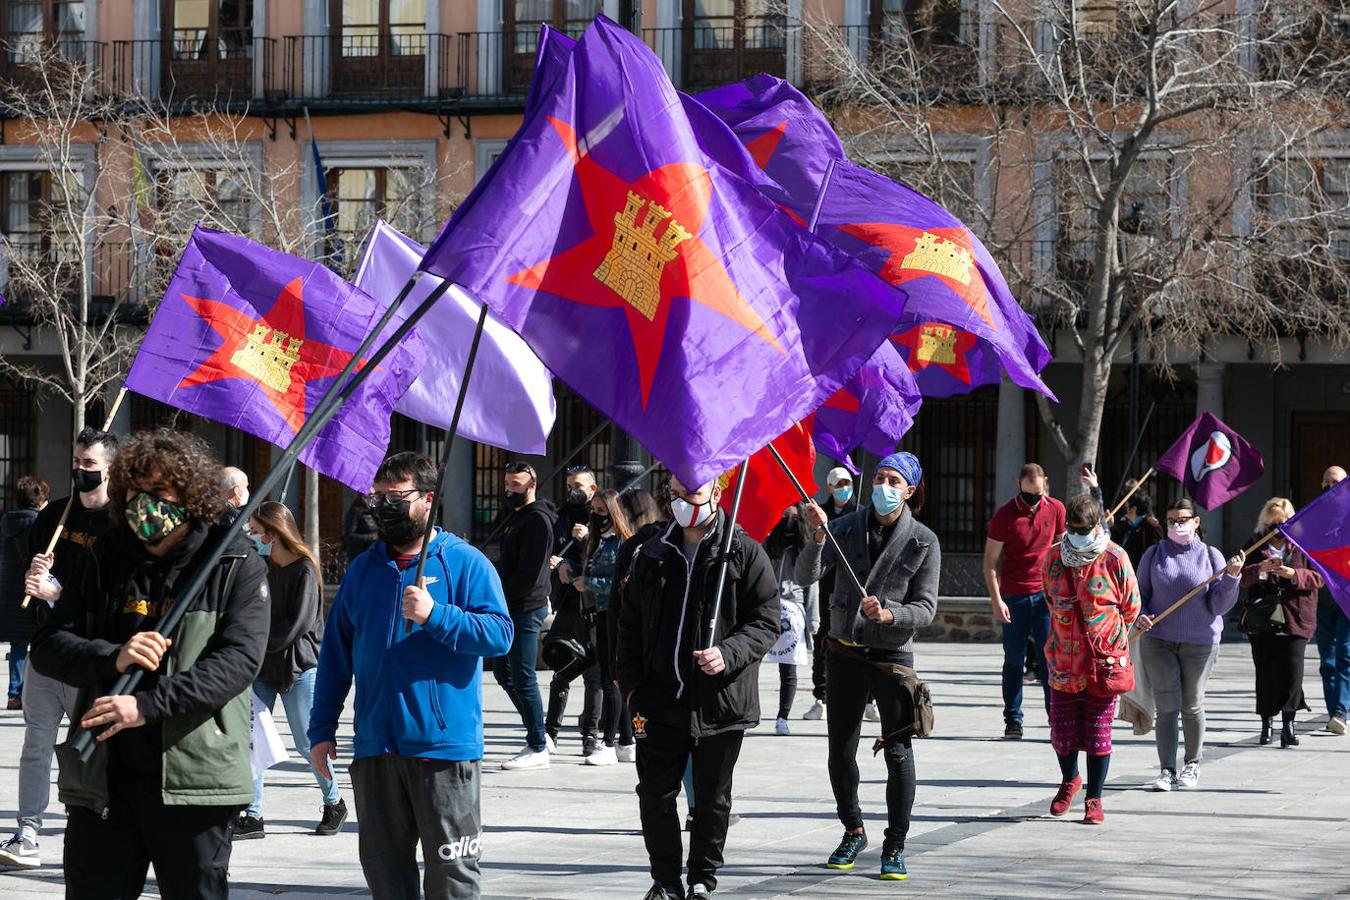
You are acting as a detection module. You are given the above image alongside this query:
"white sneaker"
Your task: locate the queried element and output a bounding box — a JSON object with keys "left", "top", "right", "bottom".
{"left": 1149, "top": 768, "right": 1177, "bottom": 792}
{"left": 616, "top": 742, "right": 636, "bottom": 763}
{"left": 1176, "top": 762, "right": 1200, "bottom": 789}
{"left": 775, "top": 717, "right": 790, "bottom": 736}
{"left": 502, "top": 748, "right": 550, "bottom": 771}
{"left": 584, "top": 744, "right": 618, "bottom": 766}
{"left": 545, "top": 733, "right": 557, "bottom": 754}
{"left": 1328, "top": 716, "right": 1346, "bottom": 735}
{"left": 0, "top": 833, "right": 39, "bottom": 868}
{"left": 863, "top": 701, "right": 881, "bottom": 723}
{"left": 802, "top": 700, "right": 825, "bottom": 720}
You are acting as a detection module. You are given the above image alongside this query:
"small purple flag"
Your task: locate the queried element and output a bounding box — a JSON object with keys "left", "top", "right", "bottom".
{"left": 1154, "top": 411, "right": 1265, "bottom": 510}
{"left": 125, "top": 225, "right": 425, "bottom": 491}
{"left": 814, "top": 342, "right": 921, "bottom": 467}
{"left": 1280, "top": 478, "right": 1350, "bottom": 617}
{"left": 417, "top": 18, "right": 906, "bottom": 488}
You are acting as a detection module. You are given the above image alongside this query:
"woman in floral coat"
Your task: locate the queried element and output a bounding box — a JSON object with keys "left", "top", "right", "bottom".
{"left": 1041, "top": 492, "right": 1141, "bottom": 825}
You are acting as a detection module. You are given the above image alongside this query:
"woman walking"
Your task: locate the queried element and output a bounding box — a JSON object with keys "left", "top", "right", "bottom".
{"left": 797, "top": 452, "right": 939, "bottom": 881}
{"left": 1043, "top": 492, "right": 1140, "bottom": 825}
{"left": 235, "top": 501, "right": 346, "bottom": 839}
{"left": 1134, "top": 498, "right": 1245, "bottom": 790}
{"left": 1239, "top": 498, "right": 1324, "bottom": 748}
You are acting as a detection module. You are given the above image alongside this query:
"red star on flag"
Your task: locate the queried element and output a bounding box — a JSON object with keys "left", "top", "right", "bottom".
{"left": 744, "top": 120, "right": 788, "bottom": 170}
{"left": 508, "top": 117, "right": 783, "bottom": 407}
{"left": 1309, "top": 544, "right": 1350, "bottom": 581}
{"left": 891, "top": 322, "right": 977, "bottom": 384}
{"left": 840, "top": 223, "right": 997, "bottom": 329}
{"left": 821, "top": 386, "right": 861, "bottom": 414}
{"left": 178, "top": 278, "right": 362, "bottom": 435}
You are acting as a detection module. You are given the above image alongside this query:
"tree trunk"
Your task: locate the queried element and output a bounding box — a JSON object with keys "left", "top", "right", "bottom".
{"left": 303, "top": 465, "right": 321, "bottom": 561}
{"left": 1065, "top": 342, "right": 1112, "bottom": 499}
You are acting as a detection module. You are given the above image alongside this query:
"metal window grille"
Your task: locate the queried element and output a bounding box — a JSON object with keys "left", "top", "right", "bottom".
{"left": 0, "top": 382, "right": 35, "bottom": 510}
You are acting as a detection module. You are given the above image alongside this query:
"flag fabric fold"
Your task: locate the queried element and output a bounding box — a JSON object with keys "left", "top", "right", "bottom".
{"left": 1154, "top": 411, "right": 1265, "bottom": 510}
{"left": 353, "top": 220, "right": 556, "bottom": 455}
{"left": 723, "top": 417, "right": 818, "bottom": 543}
{"left": 1279, "top": 478, "right": 1350, "bottom": 617}
{"left": 813, "top": 341, "right": 921, "bottom": 466}
{"left": 418, "top": 17, "right": 907, "bottom": 488}
{"left": 125, "top": 225, "right": 424, "bottom": 491}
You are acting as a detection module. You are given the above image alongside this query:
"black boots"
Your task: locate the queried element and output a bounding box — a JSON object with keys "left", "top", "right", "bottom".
{"left": 1281, "top": 717, "right": 1300, "bottom": 748}
{"left": 1260, "top": 718, "right": 1273, "bottom": 745}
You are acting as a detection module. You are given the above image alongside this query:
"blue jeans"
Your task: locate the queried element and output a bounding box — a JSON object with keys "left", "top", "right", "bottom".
{"left": 7, "top": 641, "right": 27, "bottom": 700}
{"left": 248, "top": 667, "right": 340, "bottom": 817}
{"left": 1316, "top": 600, "right": 1350, "bottom": 719}
{"left": 493, "top": 606, "right": 549, "bottom": 752}
{"left": 1001, "top": 592, "right": 1050, "bottom": 725}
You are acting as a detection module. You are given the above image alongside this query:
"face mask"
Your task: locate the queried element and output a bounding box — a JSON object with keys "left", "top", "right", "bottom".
{"left": 1167, "top": 521, "right": 1197, "bottom": 545}
{"left": 1128, "top": 515, "right": 1145, "bottom": 526}
{"left": 564, "top": 488, "right": 590, "bottom": 509}
{"left": 1064, "top": 529, "right": 1097, "bottom": 551}
{"left": 591, "top": 513, "right": 612, "bottom": 532}
{"left": 872, "top": 484, "right": 905, "bottom": 516}
{"left": 249, "top": 533, "right": 271, "bottom": 556}
{"left": 1019, "top": 490, "right": 1041, "bottom": 507}
{"left": 72, "top": 468, "right": 103, "bottom": 494}
{"left": 125, "top": 491, "right": 188, "bottom": 545}
{"left": 373, "top": 497, "right": 423, "bottom": 547}
{"left": 504, "top": 490, "right": 528, "bottom": 510}
{"left": 831, "top": 486, "right": 853, "bottom": 505}
{"left": 236, "top": 489, "right": 250, "bottom": 508}
{"left": 670, "top": 496, "right": 715, "bottom": 529}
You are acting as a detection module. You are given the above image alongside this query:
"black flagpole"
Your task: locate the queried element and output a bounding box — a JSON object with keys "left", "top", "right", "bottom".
{"left": 704, "top": 458, "right": 750, "bottom": 649}
{"left": 74, "top": 273, "right": 449, "bottom": 761}
{"left": 765, "top": 441, "right": 868, "bottom": 599}
{"left": 407, "top": 303, "right": 490, "bottom": 633}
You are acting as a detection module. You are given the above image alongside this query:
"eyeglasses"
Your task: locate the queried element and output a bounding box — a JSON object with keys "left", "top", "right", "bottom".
{"left": 364, "top": 488, "right": 421, "bottom": 507}
{"left": 1164, "top": 516, "right": 1194, "bottom": 526}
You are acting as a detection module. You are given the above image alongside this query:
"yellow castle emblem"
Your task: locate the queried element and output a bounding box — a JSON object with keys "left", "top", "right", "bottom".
{"left": 595, "top": 190, "right": 693, "bottom": 320}
{"left": 901, "top": 232, "right": 974, "bottom": 285}
{"left": 230, "top": 323, "right": 303, "bottom": 393}
{"left": 916, "top": 323, "right": 959, "bottom": 365}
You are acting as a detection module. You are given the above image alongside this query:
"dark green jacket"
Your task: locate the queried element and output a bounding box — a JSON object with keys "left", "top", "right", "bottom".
{"left": 30, "top": 522, "right": 269, "bottom": 812}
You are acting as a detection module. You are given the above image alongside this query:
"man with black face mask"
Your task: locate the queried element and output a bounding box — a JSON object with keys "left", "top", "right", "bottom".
{"left": 2, "top": 427, "right": 120, "bottom": 871}
{"left": 492, "top": 461, "right": 557, "bottom": 770}
{"left": 27, "top": 428, "right": 269, "bottom": 898}
{"left": 546, "top": 464, "right": 603, "bottom": 751}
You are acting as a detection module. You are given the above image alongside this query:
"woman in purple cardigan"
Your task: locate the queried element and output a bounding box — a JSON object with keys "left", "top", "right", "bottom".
{"left": 1134, "top": 498, "right": 1245, "bottom": 791}
{"left": 1239, "top": 498, "right": 1325, "bottom": 748}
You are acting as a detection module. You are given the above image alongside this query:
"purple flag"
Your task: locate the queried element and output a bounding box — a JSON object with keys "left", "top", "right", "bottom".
{"left": 1280, "top": 478, "right": 1350, "bottom": 617}
{"left": 353, "top": 221, "right": 556, "bottom": 455}
{"left": 1154, "top": 411, "right": 1265, "bottom": 510}
{"left": 125, "top": 225, "right": 424, "bottom": 491}
{"left": 697, "top": 74, "right": 845, "bottom": 225}
{"left": 814, "top": 342, "right": 921, "bottom": 467}
{"left": 417, "top": 18, "right": 907, "bottom": 488}
{"left": 813, "top": 160, "right": 1055, "bottom": 399}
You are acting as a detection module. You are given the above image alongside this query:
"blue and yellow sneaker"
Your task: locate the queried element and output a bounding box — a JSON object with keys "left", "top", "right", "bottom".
{"left": 880, "top": 846, "right": 908, "bottom": 881}
{"left": 826, "top": 831, "right": 868, "bottom": 869}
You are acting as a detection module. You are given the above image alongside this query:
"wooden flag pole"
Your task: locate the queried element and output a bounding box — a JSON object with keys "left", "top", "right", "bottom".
{"left": 73, "top": 273, "right": 443, "bottom": 762}
{"left": 22, "top": 386, "right": 129, "bottom": 610}
{"left": 704, "top": 457, "right": 750, "bottom": 649}
{"left": 766, "top": 441, "right": 869, "bottom": 600}
{"left": 1108, "top": 466, "right": 1156, "bottom": 522}
{"left": 1129, "top": 530, "right": 1274, "bottom": 642}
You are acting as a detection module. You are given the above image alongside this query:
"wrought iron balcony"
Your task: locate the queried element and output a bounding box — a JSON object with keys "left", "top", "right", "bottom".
{"left": 642, "top": 24, "right": 787, "bottom": 93}
{"left": 282, "top": 33, "right": 456, "bottom": 105}
{"left": 0, "top": 39, "right": 109, "bottom": 96}
{"left": 111, "top": 36, "right": 276, "bottom": 105}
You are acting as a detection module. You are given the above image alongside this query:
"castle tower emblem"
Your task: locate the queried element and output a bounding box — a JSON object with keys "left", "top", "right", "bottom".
{"left": 916, "top": 323, "right": 959, "bottom": 365}
{"left": 594, "top": 190, "right": 693, "bottom": 320}
{"left": 901, "top": 232, "right": 974, "bottom": 285}
{"left": 230, "top": 322, "right": 304, "bottom": 393}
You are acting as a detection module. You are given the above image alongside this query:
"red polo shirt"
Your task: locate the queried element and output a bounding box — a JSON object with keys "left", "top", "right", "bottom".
{"left": 987, "top": 495, "right": 1065, "bottom": 596}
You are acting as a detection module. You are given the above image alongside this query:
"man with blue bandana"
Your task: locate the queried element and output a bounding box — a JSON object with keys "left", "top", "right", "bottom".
{"left": 797, "top": 452, "right": 941, "bottom": 883}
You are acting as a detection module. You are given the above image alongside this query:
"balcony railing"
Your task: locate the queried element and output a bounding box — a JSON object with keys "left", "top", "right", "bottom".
{"left": 802, "top": 23, "right": 980, "bottom": 98}
{"left": 0, "top": 236, "right": 160, "bottom": 323}
{"left": 0, "top": 39, "right": 109, "bottom": 95}
{"left": 283, "top": 33, "right": 455, "bottom": 103}
{"left": 111, "top": 37, "right": 275, "bottom": 104}
{"left": 643, "top": 25, "right": 787, "bottom": 93}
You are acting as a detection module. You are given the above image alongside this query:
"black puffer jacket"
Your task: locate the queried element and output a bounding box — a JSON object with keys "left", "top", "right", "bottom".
{"left": 0, "top": 507, "right": 39, "bottom": 643}
{"left": 617, "top": 512, "right": 779, "bottom": 739}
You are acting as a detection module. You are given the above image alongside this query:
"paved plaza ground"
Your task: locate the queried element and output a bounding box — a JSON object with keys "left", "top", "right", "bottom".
{"left": 1, "top": 642, "right": 1346, "bottom": 899}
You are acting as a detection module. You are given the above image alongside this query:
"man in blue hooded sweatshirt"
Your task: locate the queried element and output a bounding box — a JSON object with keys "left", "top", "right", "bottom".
{"left": 309, "top": 452, "right": 513, "bottom": 900}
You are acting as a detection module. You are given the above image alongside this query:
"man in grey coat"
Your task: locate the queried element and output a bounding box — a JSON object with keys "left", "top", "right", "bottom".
{"left": 796, "top": 452, "right": 940, "bottom": 883}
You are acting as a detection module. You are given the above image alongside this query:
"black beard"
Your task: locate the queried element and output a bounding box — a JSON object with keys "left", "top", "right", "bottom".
{"left": 377, "top": 510, "right": 428, "bottom": 547}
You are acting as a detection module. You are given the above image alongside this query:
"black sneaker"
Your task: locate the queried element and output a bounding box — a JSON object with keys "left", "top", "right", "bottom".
{"left": 315, "top": 799, "right": 348, "bottom": 836}
{"left": 643, "top": 882, "right": 685, "bottom": 900}
{"left": 1003, "top": 721, "right": 1023, "bottom": 740}
{"left": 826, "top": 831, "right": 868, "bottom": 869}
{"left": 581, "top": 734, "right": 598, "bottom": 758}
{"left": 232, "top": 815, "right": 264, "bottom": 841}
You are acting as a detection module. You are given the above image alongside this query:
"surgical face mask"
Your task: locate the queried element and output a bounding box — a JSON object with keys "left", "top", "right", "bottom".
{"left": 372, "top": 496, "right": 422, "bottom": 547}
{"left": 236, "top": 489, "right": 250, "bottom": 508}
{"left": 831, "top": 485, "right": 853, "bottom": 505}
{"left": 249, "top": 532, "right": 271, "bottom": 556}
{"left": 125, "top": 491, "right": 188, "bottom": 545}
{"left": 1128, "top": 515, "right": 1145, "bottom": 527}
{"left": 1063, "top": 528, "right": 1097, "bottom": 551}
{"left": 1167, "top": 520, "right": 1197, "bottom": 545}
{"left": 670, "top": 495, "right": 715, "bottom": 529}
{"left": 72, "top": 467, "right": 104, "bottom": 494}
{"left": 871, "top": 484, "right": 905, "bottom": 516}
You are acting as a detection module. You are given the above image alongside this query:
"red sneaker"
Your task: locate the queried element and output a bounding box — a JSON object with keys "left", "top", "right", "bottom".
{"left": 1083, "top": 797, "right": 1104, "bottom": 825}
{"left": 1050, "top": 775, "right": 1082, "bottom": 817}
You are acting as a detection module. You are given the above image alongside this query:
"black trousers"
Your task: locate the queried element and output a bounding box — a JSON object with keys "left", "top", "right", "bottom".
{"left": 1250, "top": 634, "right": 1310, "bottom": 718}
{"left": 778, "top": 663, "right": 797, "bottom": 720}
{"left": 825, "top": 647, "right": 916, "bottom": 850}
{"left": 546, "top": 615, "right": 602, "bottom": 740}
{"left": 634, "top": 716, "right": 744, "bottom": 891}
{"left": 595, "top": 607, "right": 633, "bottom": 745}
{"left": 810, "top": 604, "right": 830, "bottom": 701}
{"left": 64, "top": 768, "right": 238, "bottom": 900}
